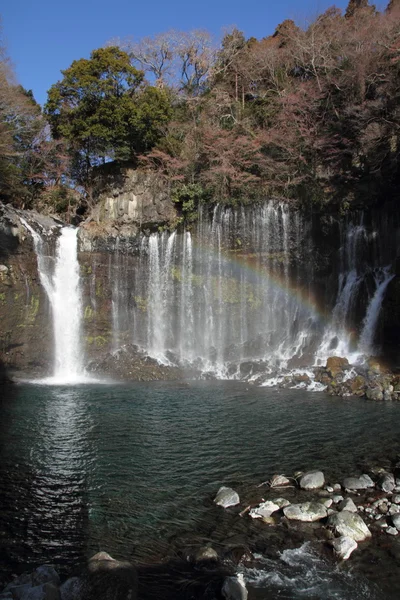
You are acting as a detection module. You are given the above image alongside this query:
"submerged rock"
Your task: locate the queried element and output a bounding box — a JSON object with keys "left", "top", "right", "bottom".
{"left": 331, "top": 536, "right": 358, "bottom": 560}
{"left": 214, "top": 487, "right": 240, "bottom": 508}
{"left": 299, "top": 470, "right": 325, "bottom": 490}
{"left": 283, "top": 502, "right": 327, "bottom": 522}
{"left": 194, "top": 546, "right": 218, "bottom": 563}
{"left": 328, "top": 510, "right": 371, "bottom": 542}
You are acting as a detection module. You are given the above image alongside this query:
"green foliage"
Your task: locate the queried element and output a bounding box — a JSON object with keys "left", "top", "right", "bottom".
{"left": 171, "top": 183, "right": 210, "bottom": 223}
{"left": 45, "top": 47, "right": 172, "bottom": 179}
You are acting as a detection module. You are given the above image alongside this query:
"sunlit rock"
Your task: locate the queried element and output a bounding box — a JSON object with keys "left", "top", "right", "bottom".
{"left": 332, "top": 536, "right": 358, "bottom": 560}
{"left": 283, "top": 502, "right": 328, "bottom": 522}
{"left": 299, "top": 470, "right": 325, "bottom": 490}
{"left": 214, "top": 486, "right": 240, "bottom": 508}
{"left": 328, "top": 510, "right": 371, "bottom": 541}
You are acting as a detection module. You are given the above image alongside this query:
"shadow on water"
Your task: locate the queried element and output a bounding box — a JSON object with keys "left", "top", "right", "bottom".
{"left": 0, "top": 384, "right": 91, "bottom": 582}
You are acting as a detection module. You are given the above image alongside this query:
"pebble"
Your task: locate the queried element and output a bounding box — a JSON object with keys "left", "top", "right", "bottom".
{"left": 333, "top": 495, "right": 344, "bottom": 504}
{"left": 326, "top": 486, "right": 334, "bottom": 493}
{"left": 386, "top": 526, "right": 398, "bottom": 536}
{"left": 375, "top": 518, "right": 388, "bottom": 528}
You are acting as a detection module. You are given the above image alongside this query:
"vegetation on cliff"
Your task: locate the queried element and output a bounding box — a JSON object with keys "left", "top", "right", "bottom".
{"left": 1, "top": 0, "right": 400, "bottom": 216}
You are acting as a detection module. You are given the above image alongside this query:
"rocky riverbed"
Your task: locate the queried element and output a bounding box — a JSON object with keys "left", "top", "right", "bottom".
{"left": 3, "top": 459, "right": 400, "bottom": 600}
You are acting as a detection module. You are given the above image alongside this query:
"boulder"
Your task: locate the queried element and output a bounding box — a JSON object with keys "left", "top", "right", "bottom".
{"left": 331, "top": 536, "right": 358, "bottom": 560}
{"left": 249, "top": 501, "right": 280, "bottom": 519}
{"left": 60, "top": 577, "right": 83, "bottom": 600}
{"left": 85, "top": 551, "right": 137, "bottom": 600}
{"left": 299, "top": 471, "right": 325, "bottom": 490}
{"left": 222, "top": 574, "right": 248, "bottom": 600}
{"left": 328, "top": 510, "right": 371, "bottom": 542}
{"left": 20, "top": 584, "right": 60, "bottom": 600}
{"left": 338, "top": 498, "right": 358, "bottom": 513}
{"left": 342, "top": 474, "right": 374, "bottom": 490}
{"left": 366, "top": 387, "right": 384, "bottom": 401}
{"left": 326, "top": 357, "right": 349, "bottom": 377}
{"left": 32, "top": 567, "right": 60, "bottom": 588}
{"left": 283, "top": 502, "right": 327, "bottom": 522}
{"left": 214, "top": 487, "right": 240, "bottom": 508}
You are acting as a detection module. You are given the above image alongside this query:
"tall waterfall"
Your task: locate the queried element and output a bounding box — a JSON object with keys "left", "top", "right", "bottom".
{"left": 50, "top": 228, "right": 85, "bottom": 383}
{"left": 21, "top": 220, "right": 87, "bottom": 384}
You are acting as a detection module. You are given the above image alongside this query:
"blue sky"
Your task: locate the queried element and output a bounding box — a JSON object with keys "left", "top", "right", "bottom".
{"left": 3, "top": 0, "right": 388, "bottom": 106}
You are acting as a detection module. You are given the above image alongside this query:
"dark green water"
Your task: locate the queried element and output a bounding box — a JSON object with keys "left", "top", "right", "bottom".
{"left": 1, "top": 381, "right": 400, "bottom": 596}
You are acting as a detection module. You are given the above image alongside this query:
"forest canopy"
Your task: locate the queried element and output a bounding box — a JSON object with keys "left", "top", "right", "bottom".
{"left": 1, "top": 0, "right": 400, "bottom": 216}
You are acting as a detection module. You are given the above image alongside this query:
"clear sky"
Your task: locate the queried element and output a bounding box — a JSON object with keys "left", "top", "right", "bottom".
{"left": 2, "top": 0, "right": 388, "bottom": 106}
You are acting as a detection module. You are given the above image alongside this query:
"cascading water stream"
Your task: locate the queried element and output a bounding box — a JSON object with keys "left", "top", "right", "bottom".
{"left": 50, "top": 228, "right": 85, "bottom": 383}
{"left": 21, "top": 220, "right": 90, "bottom": 384}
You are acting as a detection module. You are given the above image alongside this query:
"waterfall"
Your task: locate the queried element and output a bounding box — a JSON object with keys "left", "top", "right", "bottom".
{"left": 125, "top": 203, "right": 395, "bottom": 375}
{"left": 131, "top": 203, "right": 322, "bottom": 374}
{"left": 315, "top": 217, "right": 394, "bottom": 364}
{"left": 358, "top": 268, "right": 395, "bottom": 355}
{"left": 21, "top": 220, "right": 89, "bottom": 384}
{"left": 51, "top": 228, "right": 85, "bottom": 383}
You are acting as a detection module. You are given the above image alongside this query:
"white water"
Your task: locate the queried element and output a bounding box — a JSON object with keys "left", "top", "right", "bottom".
{"left": 49, "top": 228, "right": 86, "bottom": 383}
{"left": 23, "top": 202, "right": 395, "bottom": 383}
{"left": 241, "top": 543, "right": 379, "bottom": 599}
{"left": 358, "top": 267, "right": 395, "bottom": 355}
{"left": 21, "top": 220, "right": 92, "bottom": 384}
{"left": 127, "top": 204, "right": 394, "bottom": 376}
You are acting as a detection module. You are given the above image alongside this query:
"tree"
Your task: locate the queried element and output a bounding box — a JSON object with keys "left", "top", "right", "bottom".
{"left": 45, "top": 47, "right": 172, "bottom": 186}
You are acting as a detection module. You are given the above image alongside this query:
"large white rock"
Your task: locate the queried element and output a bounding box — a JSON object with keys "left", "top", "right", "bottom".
{"left": 342, "top": 474, "right": 374, "bottom": 490}
{"left": 222, "top": 574, "right": 248, "bottom": 600}
{"left": 299, "top": 471, "right": 325, "bottom": 490}
{"left": 249, "top": 501, "right": 280, "bottom": 519}
{"left": 283, "top": 502, "right": 327, "bottom": 522}
{"left": 332, "top": 536, "right": 358, "bottom": 560}
{"left": 214, "top": 487, "right": 240, "bottom": 508}
{"left": 328, "top": 510, "right": 371, "bottom": 542}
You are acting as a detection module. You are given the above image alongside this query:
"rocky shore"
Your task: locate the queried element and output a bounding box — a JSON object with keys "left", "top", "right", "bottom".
{"left": 242, "top": 356, "right": 400, "bottom": 402}
{"left": 3, "top": 460, "right": 400, "bottom": 600}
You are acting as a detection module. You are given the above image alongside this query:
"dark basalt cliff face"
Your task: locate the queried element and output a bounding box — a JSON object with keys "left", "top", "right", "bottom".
{"left": 0, "top": 166, "right": 399, "bottom": 382}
